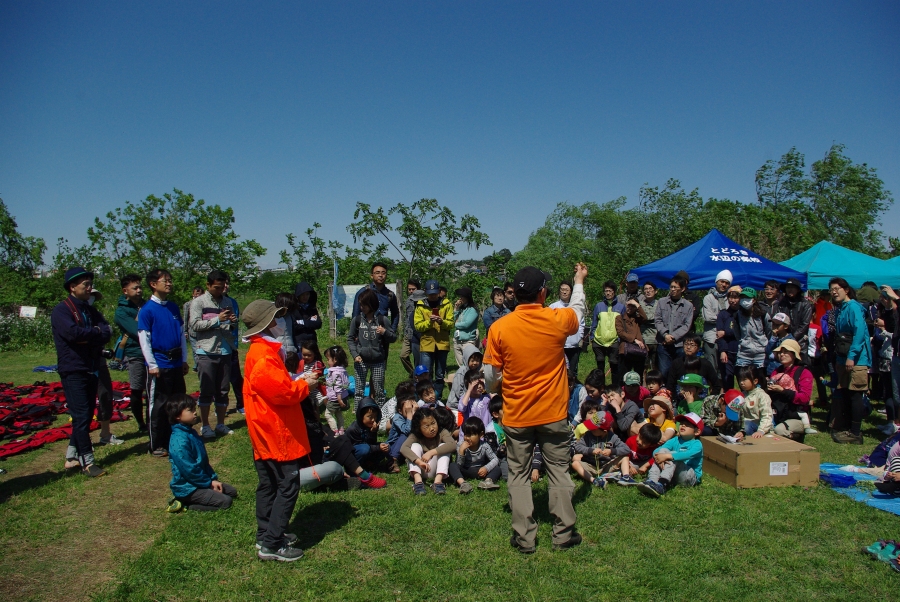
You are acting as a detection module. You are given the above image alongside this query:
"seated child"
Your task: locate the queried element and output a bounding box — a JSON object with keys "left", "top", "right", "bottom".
{"left": 458, "top": 368, "right": 494, "bottom": 441}
{"left": 434, "top": 405, "right": 459, "bottom": 440}
{"left": 400, "top": 407, "right": 457, "bottom": 495}
{"left": 615, "top": 423, "right": 662, "bottom": 486}
{"left": 567, "top": 371, "right": 587, "bottom": 425}
{"left": 583, "top": 369, "right": 606, "bottom": 407}
{"left": 449, "top": 416, "right": 502, "bottom": 493}
{"left": 323, "top": 345, "right": 350, "bottom": 435}
{"left": 485, "top": 395, "right": 508, "bottom": 480}
{"left": 875, "top": 440, "right": 900, "bottom": 495}
{"left": 645, "top": 369, "right": 672, "bottom": 402}
{"left": 637, "top": 412, "right": 704, "bottom": 498}
{"left": 699, "top": 391, "right": 739, "bottom": 437}
{"left": 166, "top": 395, "right": 237, "bottom": 512}
{"left": 675, "top": 372, "right": 705, "bottom": 416}
{"left": 732, "top": 367, "right": 775, "bottom": 440}
{"left": 641, "top": 395, "right": 677, "bottom": 442}
{"left": 343, "top": 396, "right": 390, "bottom": 471}
{"left": 621, "top": 371, "right": 651, "bottom": 406}
{"left": 387, "top": 392, "right": 418, "bottom": 473}
{"left": 379, "top": 381, "right": 416, "bottom": 434}
{"left": 447, "top": 345, "right": 483, "bottom": 409}
{"left": 571, "top": 410, "right": 630, "bottom": 488}
{"left": 601, "top": 385, "right": 640, "bottom": 438}
{"left": 416, "top": 380, "right": 443, "bottom": 408}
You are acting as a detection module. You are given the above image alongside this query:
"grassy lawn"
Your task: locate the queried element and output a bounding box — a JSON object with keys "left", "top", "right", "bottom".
{"left": 1, "top": 344, "right": 898, "bottom": 601}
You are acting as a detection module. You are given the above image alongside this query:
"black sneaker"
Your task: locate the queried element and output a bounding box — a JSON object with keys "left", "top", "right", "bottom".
{"left": 82, "top": 464, "right": 106, "bottom": 478}
{"left": 637, "top": 481, "right": 665, "bottom": 498}
{"left": 510, "top": 535, "right": 536, "bottom": 554}
{"left": 553, "top": 532, "right": 583, "bottom": 551}
{"left": 256, "top": 533, "right": 298, "bottom": 550}
{"left": 151, "top": 448, "right": 168, "bottom": 458}
{"left": 258, "top": 544, "right": 304, "bottom": 562}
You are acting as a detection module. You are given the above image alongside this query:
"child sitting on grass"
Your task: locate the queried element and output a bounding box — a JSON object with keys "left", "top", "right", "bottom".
{"left": 641, "top": 395, "right": 677, "bottom": 442}
{"left": 343, "top": 397, "right": 390, "bottom": 471}
{"left": 400, "top": 407, "right": 456, "bottom": 495}
{"left": 486, "top": 395, "right": 508, "bottom": 480}
{"left": 615, "top": 422, "right": 662, "bottom": 486}
{"left": 571, "top": 410, "right": 629, "bottom": 489}
{"left": 732, "top": 367, "right": 775, "bottom": 440}
{"left": 387, "top": 394, "right": 417, "bottom": 473}
{"left": 458, "top": 368, "right": 494, "bottom": 441}
{"left": 166, "top": 395, "right": 237, "bottom": 512}
{"left": 675, "top": 372, "right": 706, "bottom": 416}
{"left": 645, "top": 369, "right": 671, "bottom": 401}
{"left": 449, "top": 417, "right": 502, "bottom": 493}
{"left": 637, "top": 412, "right": 704, "bottom": 498}
{"left": 416, "top": 380, "right": 441, "bottom": 408}
{"left": 435, "top": 405, "right": 460, "bottom": 440}
{"left": 447, "top": 345, "right": 483, "bottom": 409}
{"left": 601, "top": 385, "right": 641, "bottom": 438}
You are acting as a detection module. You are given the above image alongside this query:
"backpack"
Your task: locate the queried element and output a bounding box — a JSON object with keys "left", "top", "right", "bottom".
{"left": 593, "top": 304, "right": 619, "bottom": 348}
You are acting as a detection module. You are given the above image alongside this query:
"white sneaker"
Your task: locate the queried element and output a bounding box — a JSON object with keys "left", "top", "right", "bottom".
{"left": 215, "top": 423, "right": 234, "bottom": 436}
{"left": 98, "top": 434, "right": 125, "bottom": 446}
{"left": 804, "top": 427, "right": 819, "bottom": 435}
{"left": 201, "top": 425, "right": 216, "bottom": 439}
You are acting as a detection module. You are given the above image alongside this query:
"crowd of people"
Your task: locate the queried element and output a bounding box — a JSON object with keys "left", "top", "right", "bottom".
{"left": 49, "top": 258, "right": 900, "bottom": 559}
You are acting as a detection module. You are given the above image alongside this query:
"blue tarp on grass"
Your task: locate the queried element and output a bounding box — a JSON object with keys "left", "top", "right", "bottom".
{"left": 819, "top": 463, "right": 900, "bottom": 517}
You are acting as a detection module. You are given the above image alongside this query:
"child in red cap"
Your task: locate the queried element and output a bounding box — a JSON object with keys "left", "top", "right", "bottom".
{"left": 570, "top": 410, "right": 629, "bottom": 488}
{"left": 637, "top": 412, "right": 704, "bottom": 498}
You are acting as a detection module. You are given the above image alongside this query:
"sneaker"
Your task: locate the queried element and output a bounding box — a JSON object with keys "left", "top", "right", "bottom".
{"left": 98, "top": 434, "right": 125, "bottom": 446}
{"left": 804, "top": 427, "right": 819, "bottom": 435}
{"left": 151, "top": 448, "right": 168, "bottom": 458}
{"left": 201, "top": 425, "right": 216, "bottom": 439}
{"left": 82, "top": 464, "right": 106, "bottom": 478}
{"left": 553, "top": 532, "right": 583, "bottom": 551}
{"left": 360, "top": 473, "right": 387, "bottom": 489}
{"left": 510, "top": 535, "right": 536, "bottom": 555}
{"left": 215, "top": 424, "right": 234, "bottom": 436}
{"left": 591, "top": 476, "right": 606, "bottom": 489}
{"left": 637, "top": 481, "right": 665, "bottom": 498}
{"left": 431, "top": 482, "right": 446, "bottom": 495}
{"left": 832, "top": 430, "right": 864, "bottom": 445}
{"left": 258, "top": 544, "right": 304, "bottom": 562}
{"left": 166, "top": 498, "right": 183, "bottom": 513}
{"left": 238, "top": 408, "right": 245, "bottom": 415}
{"left": 413, "top": 482, "right": 427, "bottom": 496}
{"left": 617, "top": 474, "right": 638, "bottom": 486}
{"left": 478, "top": 478, "right": 500, "bottom": 490}
{"left": 257, "top": 533, "right": 298, "bottom": 550}
{"left": 459, "top": 482, "right": 473, "bottom": 494}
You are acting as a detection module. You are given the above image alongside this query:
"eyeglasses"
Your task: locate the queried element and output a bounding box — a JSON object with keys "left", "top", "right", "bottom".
{"left": 152, "top": 279, "right": 173, "bottom": 285}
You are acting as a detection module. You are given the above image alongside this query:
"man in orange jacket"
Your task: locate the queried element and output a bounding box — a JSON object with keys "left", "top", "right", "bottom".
{"left": 242, "top": 300, "right": 318, "bottom": 562}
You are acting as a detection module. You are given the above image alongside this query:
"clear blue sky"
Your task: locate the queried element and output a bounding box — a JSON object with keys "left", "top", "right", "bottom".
{"left": 2, "top": 1, "right": 898, "bottom": 268}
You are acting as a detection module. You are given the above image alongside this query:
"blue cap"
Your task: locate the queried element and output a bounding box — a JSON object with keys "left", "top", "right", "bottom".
{"left": 63, "top": 266, "right": 94, "bottom": 290}
{"left": 626, "top": 272, "right": 639, "bottom": 283}
{"left": 414, "top": 365, "right": 429, "bottom": 376}
{"left": 424, "top": 279, "right": 440, "bottom": 295}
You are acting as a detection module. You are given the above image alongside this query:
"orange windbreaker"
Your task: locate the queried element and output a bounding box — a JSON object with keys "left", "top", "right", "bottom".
{"left": 243, "top": 336, "right": 311, "bottom": 462}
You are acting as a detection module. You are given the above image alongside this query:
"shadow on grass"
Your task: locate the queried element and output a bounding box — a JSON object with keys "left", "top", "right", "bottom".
{"left": 0, "top": 470, "right": 66, "bottom": 503}
{"left": 288, "top": 500, "right": 358, "bottom": 549}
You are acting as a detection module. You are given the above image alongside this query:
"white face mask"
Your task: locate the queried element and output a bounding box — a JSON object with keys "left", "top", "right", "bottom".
{"left": 739, "top": 298, "right": 753, "bottom": 310}
{"left": 268, "top": 317, "right": 286, "bottom": 339}
{"left": 87, "top": 296, "right": 96, "bottom": 306}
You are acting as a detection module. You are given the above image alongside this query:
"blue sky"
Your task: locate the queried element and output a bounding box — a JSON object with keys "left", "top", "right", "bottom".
{"left": 2, "top": 2, "right": 898, "bottom": 268}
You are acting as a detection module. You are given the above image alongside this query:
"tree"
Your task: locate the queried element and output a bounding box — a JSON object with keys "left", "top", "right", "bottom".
{"left": 73, "top": 189, "right": 265, "bottom": 297}
{"left": 0, "top": 198, "right": 45, "bottom": 274}
{"left": 347, "top": 198, "right": 491, "bottom": 284}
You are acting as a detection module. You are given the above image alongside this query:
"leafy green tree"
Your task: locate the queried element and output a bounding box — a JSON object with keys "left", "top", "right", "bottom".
{"left": 347, "top": 199, "right": 491, "bottom": 284}
{"left": 0, "top": 198, "right": 48, "bottom": 308}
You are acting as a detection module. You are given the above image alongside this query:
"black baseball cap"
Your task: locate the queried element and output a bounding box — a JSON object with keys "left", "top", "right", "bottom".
{"left": 513, "top": 267, "right": 551, "bottom": 296}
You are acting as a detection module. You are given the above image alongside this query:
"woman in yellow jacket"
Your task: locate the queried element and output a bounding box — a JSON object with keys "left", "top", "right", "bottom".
{"left": 414, "top": 279, "right": 455, "bottom": 400}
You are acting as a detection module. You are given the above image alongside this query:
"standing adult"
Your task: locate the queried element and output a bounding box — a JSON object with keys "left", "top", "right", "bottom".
{"left": 616, "top": 273, "right": 644, "bottom": 306}
{"left": 291, "top": 281, "right": 322, "bottom": 349}
{"left": 676, "top": 270, "right": 702, "bottom": 332}
{"left": 758, "top": 280, "right": 781, "bottom": 319}
{"left": 452, "top": 287, "right": 480, "bottom": 366}
{"left": 639, "top": 282, "right": 659, "bottom": 373}
{"left": 777, "top": 277, "right": 813, "bottom": 363}
{"left": 399, "top": 280, "right": 422, "bottom": 375}
{"left": 224, "top": 281, "right": 245, "bottom": 413}
{"left": 654, "top": 275, "right": 694, "bottom": 380}
{"left": 503, "top": 282, "right": 518, "bottom": 312}
{"left": 88, "top": 288, "right": 124, "bottom": 447}
{"left": 189, "top": 270, "right": 237, "bottom": 439}
{"left": 51, "top": 267, "right": 112, "bottom": 477}
{"left": 716, "top": 286, "right": 742, "bottom": 390}
{"left": 241, "top": 300, "right": 319, "bottom": 562}
{"left": 352, "top": 263, "right": 401, "bottom": 383}
{"left": 482, "top": 287, "right": 511, "bottom": 336}
{"left": 881, "top": 286, "right": 900, "bottom": 435}
{"left": 414, "top": 280, "right": 454, "bottom": 400}
{"left": 702, "top": 270, "right": 732, "bottom": 362}
{"left": 115, "top": 274, "right": 147, "bottom": 430}
{"left": 138, "top": 268, "right": 189, "bottom": 457}
{"left": 829, "top": 278, "right": 872, "bottom": 444}
{"left": 590, "top": 280, "right": 625, "bottom": 388}
{"left": 734, "top": 287, "right": 770, "bottom": 386}
{"left": 549, "top": 281, "right": 584, "bottom": 372}
{"left": 484, "top": 263, "right": 588, "bottom": 553}
{"left": 273, "top": 293, "right": 298, "bottom": 355}
{"left": 183, "top": 286, "right": 203, "bottom": 371}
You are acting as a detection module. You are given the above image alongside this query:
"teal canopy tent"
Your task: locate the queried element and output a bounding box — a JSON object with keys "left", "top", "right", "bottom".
{"left": 780, "top": 241, "right": 900, "bottom": 289}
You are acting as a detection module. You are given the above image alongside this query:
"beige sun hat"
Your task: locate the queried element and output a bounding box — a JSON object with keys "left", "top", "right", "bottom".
{"left": 242, "top": 300, "right": 287, "bottom": 338}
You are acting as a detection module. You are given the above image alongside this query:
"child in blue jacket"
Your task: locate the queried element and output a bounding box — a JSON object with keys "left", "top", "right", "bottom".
{"left": 167, "top": 395, "right": 237, "bottom": 512}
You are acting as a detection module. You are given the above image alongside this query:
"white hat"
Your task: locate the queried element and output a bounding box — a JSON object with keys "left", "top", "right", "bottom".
{"left": 715, "top": 270, "right": 733, "bottom": 283}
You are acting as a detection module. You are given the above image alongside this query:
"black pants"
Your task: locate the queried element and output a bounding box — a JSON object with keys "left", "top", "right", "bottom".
{"left": 147, "top": 367, "right": 186, "bottom": 452}
{"left": 591, "top": 345, "right": 620, "bottom": 387}
{"left": 831, "top": 389, "right": 866, "bottom": 434}
{"left": 230, "top": 351, "right": 244, "bottom": 409}
{"left": 564, "top": 347, "right": 582, "bottom": 374}
{"left": 178, "top": 482, "right": 238, "bottom": 511}
{"left": 255, "top": 458, "right": 301, "bottom": 550}
{"left": 60, "top": 371, "right": 98, "bottom": 466}
{"left": 618, "top": 354, "right": 646, "bottom": 381}
{"left": 448, "top": 462, "right": 502, "bottom": 483}
{"left": 323, "top": 435, "right": 361, "bottom": 475}
{"left": 96, "top": 363, "right": 114, "bottom": 422}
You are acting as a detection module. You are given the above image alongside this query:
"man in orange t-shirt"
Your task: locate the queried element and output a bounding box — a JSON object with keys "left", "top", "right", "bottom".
{"left": 484, "top": 262, "right": 588, "bottom": 553}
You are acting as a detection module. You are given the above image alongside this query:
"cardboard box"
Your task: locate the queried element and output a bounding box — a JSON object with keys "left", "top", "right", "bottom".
{"left": 701, "top": 436, "right": 820, "bottom": 489}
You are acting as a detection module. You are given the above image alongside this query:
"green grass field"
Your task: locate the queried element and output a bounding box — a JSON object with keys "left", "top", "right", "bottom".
{"left": 1, "top": 343, "right": 897, "bottom": 602}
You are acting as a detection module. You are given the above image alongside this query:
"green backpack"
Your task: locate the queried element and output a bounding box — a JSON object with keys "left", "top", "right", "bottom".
{"left": 592, "top": 304, "right": 619, "bottom": 347}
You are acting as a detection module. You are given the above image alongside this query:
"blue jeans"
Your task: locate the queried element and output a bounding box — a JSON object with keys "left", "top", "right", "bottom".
{"left": 656, "top": 345, "right": 684, "bottom": 381}
{"left": 353, "top": 443, "right": 387, "bottom": 468}
{"left": 420, "top": 350, "right": 449, "bottom": 399}
{"left": 61, "top": 371, "right": 98, "bottom": 467}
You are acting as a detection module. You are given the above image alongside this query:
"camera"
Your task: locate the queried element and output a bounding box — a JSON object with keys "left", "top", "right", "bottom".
{"left": 101, "top": 348, "right": 114, "bottom": 359}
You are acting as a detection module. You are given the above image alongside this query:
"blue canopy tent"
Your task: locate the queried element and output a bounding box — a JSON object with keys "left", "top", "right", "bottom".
{"left": 780, "top": 241, "right": 900, "bottom": 289}
{"left": 630, "top": 229, "right": 807, "bottom": 290}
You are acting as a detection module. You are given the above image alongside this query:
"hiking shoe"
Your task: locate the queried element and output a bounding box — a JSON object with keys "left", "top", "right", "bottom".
{"left": 510, "top": 535, "right": 536, "bottom": 555}
{"left": 360, "top": 473, "right": 387, "bottom": 489}
{"left": 637, "top": 481, "right": 665, "bottom": 498}
{"left": 591, "top": 476, "right": 606, "bottom": 489}
{"left": 553, "top": 532, "right": 583, "bottom": 551}
{"left": 215, "top": 424, "right": 234, "bottom": 436}
{"left": 478, "top": 478, "right": 500, "bottom": 490}
{"left": 431, "top": 482, "right": 446, "bottom": 495}
{"left": 413, "top": 482, "right": 427, "bottom": 496}
{"left": 151, "top": 448, "right": 168, "bottom": 458}
{"left": 459, "top": 482, "right": 473, "bottom": 494}
{"left": 82, "top": 464, "right": 106, "bottom": 478}
{"left": 258, "top": 544, "right": 304, "bottom": 562}
{"left": 617, "top": 474, "right": 638, "bottom": 486}
{"left": 257, "top": 533, "right": 298, "bottom": 550}
{"left": 832, "top": 431, "right": 864, "bottom": 445}
{"left": 201, "top": 425, "right": 216, "bottom": 439}
{"left": 98, "top": 434, "right": 125, "bottom": 446}
{"left": 166, "top": 498, "right": 184, "bottom": 513}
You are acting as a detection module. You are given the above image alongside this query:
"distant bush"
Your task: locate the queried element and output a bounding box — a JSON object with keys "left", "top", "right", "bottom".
{"left": 0, "top": 314, "right": 54, "bottom": 352}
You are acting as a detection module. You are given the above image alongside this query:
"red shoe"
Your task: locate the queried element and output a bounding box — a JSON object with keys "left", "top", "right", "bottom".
{"left": 360, "top": 473, "right": 387, "bottom": 489}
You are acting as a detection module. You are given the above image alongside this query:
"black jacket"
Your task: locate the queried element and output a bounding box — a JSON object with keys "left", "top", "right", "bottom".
{"left": 292, "top": 282, "right": 322, "bottom": 346}
{"left": 343, "top": 397, "right": 382, "bottom": 454}
{"left": 50, "top": 295, "right": 112, "bottom": 375}
{"left": 776, "top": 296, "right": 813, "bottom": 357}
